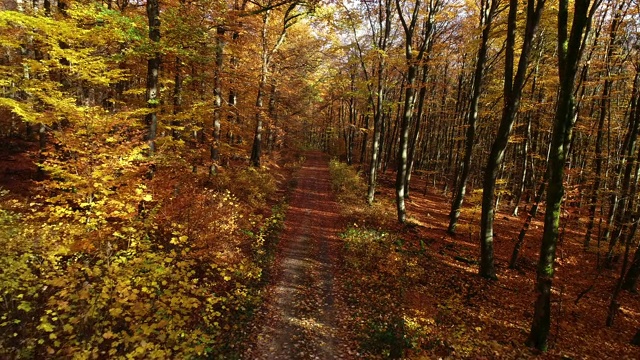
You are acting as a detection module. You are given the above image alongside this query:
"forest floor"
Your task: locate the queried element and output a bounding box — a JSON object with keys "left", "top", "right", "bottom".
{"left": 365, "top": 171, "right": 640, "bottom": 359}
{"left": 2, "top": 141, "right": 638, "bottom": 358}
{"left": 244, "top": 151, "right": 356, "bottom": 359}
{"left": 245, "top": 154, "right": 640, "bottom": 359}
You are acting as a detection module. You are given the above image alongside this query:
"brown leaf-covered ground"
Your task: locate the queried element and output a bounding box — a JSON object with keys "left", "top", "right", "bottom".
{"left": 3, "top": 143, "right": 637, "bottom": 358}
{"left": 244, "top": 151, "right": 357, "bottom": 359}
{"left": 246, "top": 154, "right": 639, "bottom": 359}
{"left": 370, "top": 172, "right": 640, "bottom": 359}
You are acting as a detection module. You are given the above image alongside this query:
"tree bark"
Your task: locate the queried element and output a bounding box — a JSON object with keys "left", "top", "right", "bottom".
{"left": 250, "top": 3, "right": 298, "bottom": 167}
{"left": 394, "top": 0, "right": 440, "bottom": 222}
{"left": 527, "top": 0, "right": 599, "bottom": 351}
{"left": 585, "top": 2, "right": 628, "bottom": 249}
{"left": 447, "top": 0, "right": 497, "bottom": 233}
{"left": 145, "top": 0, "right": 160, "bottom": 157}
{"left": 479, "top": 0, "right": 546, "bottom": 280}
{"left": 211, "top": 26, "right": 225, "bottom": 162}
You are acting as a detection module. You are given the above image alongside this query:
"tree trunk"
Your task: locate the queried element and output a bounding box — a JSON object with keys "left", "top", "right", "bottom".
{"left": 606, "top": 70, "right": 640, "bottom": 266}
{"left": 250, "top": 4, "right": 298, "bottom": 166}
{"left": 632, "top": 328, "right": 640, "bottom": 346}
{"left": 172, "top": 56, "right": 182, "bottom": 140}
{"left": 395, "top": 62, "right": 418, "bottom": 223}
{"left": 448, "top": 0, "right": 497, "bottom": 233}
{"left": 622, "top": 240, "right": 640, "bottom": 292}
{"left": 145, "top": 0, "right": 160, "bottom": 157}
{"left": 527, "top": 0, "right": 598, "bottom": 351}
{"left": 211, "top": 26, "right": 225, "bottom": 162}
{"left": 586, "top": 3, "right": 628, "bottom": 249}
{"left": 405, "top": 60, "right": 431, "bottom": 199}
{"left": 267, "top": 79, "right": 278, "bottom": 152}
{"left": 479, "top": 0, "right": 545, "bottom": 280}
{"left": 510, "top": 166, "right": 549, "bottom": 268}
{"left": 606, "top": 211, "right": 637, "bottom": 326}
{"left": 512, "top": 113, "right": 532, "bottom": 216}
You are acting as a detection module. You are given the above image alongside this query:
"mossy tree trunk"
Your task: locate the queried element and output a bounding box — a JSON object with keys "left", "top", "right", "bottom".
{"left": 526, "top": 0, "right": 600, "bottom": 351}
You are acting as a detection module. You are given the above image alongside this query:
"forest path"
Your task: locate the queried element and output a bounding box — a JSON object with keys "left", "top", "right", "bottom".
{"left": 244, "top": 151, "right": 349, "bottom": 359}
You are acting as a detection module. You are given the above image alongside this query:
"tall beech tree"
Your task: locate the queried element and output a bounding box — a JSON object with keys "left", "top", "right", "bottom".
{"left": 250, "top": 1, "right": 305, "bottom": 167}
{"left": 447, "top": 0, "right": 498, "bottom": 233}
{"left": 211, "top": 25, "right": 225, "bottom": 163}
{"left": 146, "top": 0, "right": 160, "bottom": 156}
{"left": 583, "top": 0, "right": 633, "bottom": 251}
{"left": 478, "top": 0, "right": 546, "bottom": 279}
{"left": 341, "top": 0, "right": 395, "bottom": 205}
{"left": 526, "top": 0, "right": 601, "bottom": 351}
{"left": 368, "top": 0, "right": 394, "bottom": 205}
{"left": 394, "top": 0, "right": 439, "bottom": 223}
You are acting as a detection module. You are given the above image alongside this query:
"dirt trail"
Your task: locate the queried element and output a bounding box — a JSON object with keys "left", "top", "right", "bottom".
{"left": 245, "top": 152, "right": 348, "bottom": 359}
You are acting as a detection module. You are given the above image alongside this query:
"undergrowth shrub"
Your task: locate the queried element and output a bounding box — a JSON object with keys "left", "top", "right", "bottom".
{"left": 216, "top": 167, "right": 278, "bottom": 208}
{"left": 328, "top": 159, "right": 366, "bottom": 204}
{"left": 328, "top": 159, "right": 393, "bottom": 229}
{"left": 0, "top": 5, "right": 294, "bottom": 357}
{"left": 0, "top": 159, "right": 288, "bottom": 359}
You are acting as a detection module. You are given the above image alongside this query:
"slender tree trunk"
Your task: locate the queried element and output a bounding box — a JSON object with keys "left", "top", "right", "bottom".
{"left": 510, "top": 165, "right": 550, "bottom": 268}
{"left": 606, "top": 211, "right": 637, "bottom": 325}
{"left": 396, "top": 63, "right": 418, "bottom": 223}
{"left": 527, "top": 0, "right": 598, "bottom": 351}
{"left": 384, "top": 103, "right": 399, "bottom": 173}
{"left": 145, "top": 0, "right": 160, "bottom": 157}
{"left": 606, "top": 70, "right": 640, "bottom": 266}
{"left": 632, "top": 328, "right": 640, "bottom": 345}
{"left": 405, "top": 60, "right": 431, "bottom": 199}
{"left": 448, "top": 0, "right": 497, "bottom": 233}
{"left": 368, "top": 95, "right": 385, "bottom": 204}
{"left": 267, "top": 79, "right": 278, "bottom": 151}
{"left": 479, "top": 0, "right": 546, "bottom": 279}
{"left": 211, "top": 26, "right": 225, "bottom": 162}
{"left": 623, "top": 239, "right": 640, "bottom": 292}
{"left": 346, "top": 0, "right": 393, "bottom": 204}
{"left": 394, "top": 0, "right": 439, "bottom": 223}
{"left": 250, "top": 4, "right": 297, "bottom": 166}
{"left": 172, "top": 56, "right": 182, "bottom": 140}
{"left": 360, "top": 114, "right": 369, "bottom": 164}
{"left": 250, "top": 12, "right": 270, "bottom": 167}
{"left": 347, "top": 72, "right": 357, "bottom": 165}
{"left": 585, "top": 3, "right": 628, "bottom": 248}
{"left": 512, "top": 114, "right": 532, "bottom": 216}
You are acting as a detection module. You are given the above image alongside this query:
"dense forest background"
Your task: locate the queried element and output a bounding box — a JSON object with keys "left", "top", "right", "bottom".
{"left": 1, "top": 0, "right": 640, "bottom": 358}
